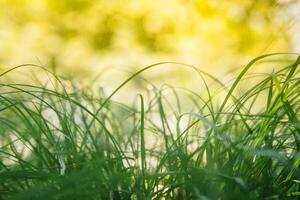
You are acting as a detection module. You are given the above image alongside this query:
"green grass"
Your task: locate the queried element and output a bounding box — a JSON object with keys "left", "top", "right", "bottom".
{"left": 0, "top": 54, "right": 300, "bottom": 199}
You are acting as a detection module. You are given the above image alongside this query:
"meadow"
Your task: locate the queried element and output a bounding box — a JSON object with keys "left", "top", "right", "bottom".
{"left": 0, "top": 53, "right": 300, "bottom": 199}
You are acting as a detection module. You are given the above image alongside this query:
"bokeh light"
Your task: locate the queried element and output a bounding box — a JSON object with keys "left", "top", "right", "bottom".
{"left": 0, "top": 0, "right": 299, "bottom": 82}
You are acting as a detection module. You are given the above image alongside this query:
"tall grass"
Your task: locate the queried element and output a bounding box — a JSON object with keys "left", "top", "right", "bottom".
{"left": 0, "top": 54, "right": 300, "bottom": 199}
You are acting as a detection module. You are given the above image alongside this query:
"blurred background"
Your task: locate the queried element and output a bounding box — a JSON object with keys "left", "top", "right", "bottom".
{"left": 0, "top": 0, "right": 300, "bottom": 91}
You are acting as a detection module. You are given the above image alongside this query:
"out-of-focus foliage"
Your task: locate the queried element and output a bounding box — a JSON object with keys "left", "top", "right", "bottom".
{"left": 0, "top": 0, "right": 298, "bottom": 80}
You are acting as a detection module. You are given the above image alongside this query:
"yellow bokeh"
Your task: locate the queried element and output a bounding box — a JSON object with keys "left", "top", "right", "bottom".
{"left": 0, "top": 0, "right": 298, "bottom": 84}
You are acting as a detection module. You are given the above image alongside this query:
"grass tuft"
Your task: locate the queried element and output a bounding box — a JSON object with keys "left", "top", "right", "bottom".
{"left": 0, "top": 54, "right": 300, "bottom": 199}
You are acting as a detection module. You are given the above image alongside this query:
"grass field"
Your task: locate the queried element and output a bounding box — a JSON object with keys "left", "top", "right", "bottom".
{"left": 0, "top": 54, "right": 300, "bottom": 199}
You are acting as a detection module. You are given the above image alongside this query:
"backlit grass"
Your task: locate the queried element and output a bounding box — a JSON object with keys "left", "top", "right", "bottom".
{"left": 0, "top": 54, "right": 300, "bottom": 199}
